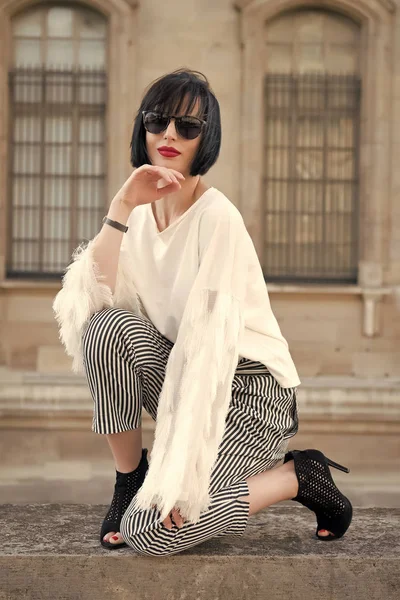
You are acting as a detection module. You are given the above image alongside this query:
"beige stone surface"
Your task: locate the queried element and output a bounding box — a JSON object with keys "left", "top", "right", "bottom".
{"left": 5, "top": 295, "right": 56, "bottom": 323}
{"left": 1, "top": 504, "right": 399, "bottom": 600}
{"left": 37, "top": 346, "right": 73, "bottom": 373}
{"left": 0, "top": 0, "right": 399, "bottom": 493}
{"left": 2, "top": 319, "right": 59, "bottom": 368}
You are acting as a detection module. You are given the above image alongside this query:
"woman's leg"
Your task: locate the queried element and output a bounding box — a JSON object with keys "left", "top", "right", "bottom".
{"left": 231, "top": 365, "right": 338, "bottom": 535}
{"left": 119, "top": 461, "right": 301, "bottom": 557}
{"left": 82, "top": 307, "right": 174, "bottom": 544}
{"left": 105, "top": 429, "right": 143, "bottom": 473}
{"left": 120, "top": 478, "right": 252, "bottom": 556}
{"left": 240, "top": 458, "right": 298, "bottom": 514}
{"left": 119, "top": 363, "right": 302, "bottom": 555}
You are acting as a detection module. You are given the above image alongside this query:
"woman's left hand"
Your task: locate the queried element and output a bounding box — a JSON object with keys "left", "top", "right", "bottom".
{"left": 154, "top": 505, "right": 185, "bottom": 530}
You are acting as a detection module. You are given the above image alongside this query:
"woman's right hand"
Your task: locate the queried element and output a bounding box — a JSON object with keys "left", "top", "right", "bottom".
{"left": 112, "top": 164, "right": 185, "bottom": 210}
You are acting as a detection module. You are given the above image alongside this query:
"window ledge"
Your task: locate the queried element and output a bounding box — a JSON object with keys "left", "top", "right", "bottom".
{"left": 0, "top": 280, "right": 61, "bottom": 290}
{"left": 266, "top": 284, "right": 392, "bottom": 295}
{"left": 267, "top": 284, "right": 397, "bottom": 337}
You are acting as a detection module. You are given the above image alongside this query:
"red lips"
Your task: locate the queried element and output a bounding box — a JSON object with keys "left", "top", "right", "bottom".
{"left": 158, "top": 146, "right": 181, "bottom": 157}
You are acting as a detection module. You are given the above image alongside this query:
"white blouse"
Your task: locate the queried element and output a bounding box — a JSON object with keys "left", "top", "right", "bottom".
{"left": 52, "top": 185, "right": 301, "bottom": 524}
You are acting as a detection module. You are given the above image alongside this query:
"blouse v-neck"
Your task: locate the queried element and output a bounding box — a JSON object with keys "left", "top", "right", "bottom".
{"left": 148, "top": 187, "right": 215, "bottom": 235}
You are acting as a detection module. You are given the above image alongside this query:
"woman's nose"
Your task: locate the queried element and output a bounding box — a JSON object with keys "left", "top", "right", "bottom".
{"left": 164, "top": 118, "right": 178, "bottom": 138}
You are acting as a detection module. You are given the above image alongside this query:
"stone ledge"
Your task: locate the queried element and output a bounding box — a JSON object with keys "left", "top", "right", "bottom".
{"left": 1, "top": 367, "right": 399, "bottom": 432}
{"left": 1, "top": 505, "right": 399, "bottom": 600}
{"left": 1, "top": 471, "right": 399, "bottom": 507}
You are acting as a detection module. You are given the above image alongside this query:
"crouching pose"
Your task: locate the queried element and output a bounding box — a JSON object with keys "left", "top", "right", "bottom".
{"left": 53, "top": 68, "right": 353, "bottom": 556}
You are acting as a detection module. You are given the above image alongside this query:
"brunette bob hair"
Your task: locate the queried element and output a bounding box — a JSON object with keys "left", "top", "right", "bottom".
{"left": 130, "top": 68, "right": 221, "bottom": 177}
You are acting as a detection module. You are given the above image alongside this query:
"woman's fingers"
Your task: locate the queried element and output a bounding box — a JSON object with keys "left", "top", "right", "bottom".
{"left": 171, "top": 170, "right": 185, "bottom": 179}
{"left": 155, "top": 170, "right": 180, "bottom": 189}
{"left": 169, "top": 507, "right": 185, "bottom": 528}
{"left": 172, "top": 508, "right": 185, "bottom": 528}
{"left": 156, "top": 169, "right": 181, "bottom": 189}
{"left": 160, "top": 170, "right": 181, "bottom": 186}
{"left": 156, "top": 166, "right": 185, "bottom": 179}
{"left": 152, "top": 503, "right": 174, "bottom": 530}
{"left": 151, "top": 165, "right": 185, "bottom": 182}
{"left": 158, "top": 506, "right": 185, "bottom": 530}
{"left": 160, "top": 513, "right": 170, "bottom": 529}
{"left": 155, "top": 182, "right": 180, "bottom": 197}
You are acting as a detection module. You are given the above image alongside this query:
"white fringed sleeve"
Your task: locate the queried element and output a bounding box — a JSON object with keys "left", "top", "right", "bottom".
{"left": 52, "top": 234, "right": 142, "bottom": 374}
{"left": 135, "top": 209, "right": 250, "bottom": 524}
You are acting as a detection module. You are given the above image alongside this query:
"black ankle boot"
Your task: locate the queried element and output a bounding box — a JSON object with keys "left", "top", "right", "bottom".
{"left": 283, "top": 448, "right": 353, "bottom": 541}
{"left": 100, "top": 448, "right": 149, "bottom": 549}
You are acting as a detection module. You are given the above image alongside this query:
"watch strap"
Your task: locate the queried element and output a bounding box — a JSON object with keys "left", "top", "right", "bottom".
{"left": 102, "top": 216, "right": 129, "bottom": 233}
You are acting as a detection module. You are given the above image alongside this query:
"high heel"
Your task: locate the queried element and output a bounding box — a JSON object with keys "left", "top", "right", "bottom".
{"left": 283, "top": 448, "right": 353, "bottom": 541}
{"left": 100, "top": 448, "right": 149, "bottom": 550}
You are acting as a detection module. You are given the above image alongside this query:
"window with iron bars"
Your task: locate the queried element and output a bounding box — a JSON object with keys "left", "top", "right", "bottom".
{"left": 7, "top": 5, "right": 107, "bottom": 278}
{"left": 262, "top": 72, "right": 361, "bottom": 284}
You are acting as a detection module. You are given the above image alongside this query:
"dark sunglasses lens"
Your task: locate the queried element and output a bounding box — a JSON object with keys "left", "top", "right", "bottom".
{"left": 143, "top": 112, "right": 168, "bottom": 134}
{"left": 177, "top": 118, "right": 202, "bottom": 139}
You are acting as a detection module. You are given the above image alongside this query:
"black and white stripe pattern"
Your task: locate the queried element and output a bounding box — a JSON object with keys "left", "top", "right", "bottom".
{"left": 82, "top": 307, "right": 299, "bottom": 556}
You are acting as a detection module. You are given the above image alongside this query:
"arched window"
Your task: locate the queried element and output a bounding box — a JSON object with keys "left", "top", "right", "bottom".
{"left": 8, "top": 3, "right": 107, "bottom": 277}
{"left": 263, "top": 8, "right": 361, "bottom": 283}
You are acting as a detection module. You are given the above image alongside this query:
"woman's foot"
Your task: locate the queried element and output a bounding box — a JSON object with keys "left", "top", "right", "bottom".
{"left": 100, "top": 448, "right": 149, "bottom": 549}
{"left": 283, "top": 448, "right": 352, "bottom": 540}
{"left": 283, "top": 457, "right": 333, "bottom": 537}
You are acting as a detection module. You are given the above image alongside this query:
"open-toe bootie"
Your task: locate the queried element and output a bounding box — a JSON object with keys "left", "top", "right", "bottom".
{"left": 283, "top": 448, "right": 353, "bottom": 541}
{"left": 100, "top": 447, "right": 149, "bottom": 550}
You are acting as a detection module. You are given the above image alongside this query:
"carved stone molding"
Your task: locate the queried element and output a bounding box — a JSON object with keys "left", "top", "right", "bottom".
{"left": 233, "top": 0, "right": 396, "bottom": 16}
{"left": 0, "top": 0, "right": 137, "bottom": 17}
{"left": 1, "top": 369, "right": 399, "bottom": 433}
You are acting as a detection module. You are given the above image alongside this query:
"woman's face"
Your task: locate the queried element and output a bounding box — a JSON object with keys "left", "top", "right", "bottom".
{"left": 145, "top": 98, "right": 203, "bottom": 177}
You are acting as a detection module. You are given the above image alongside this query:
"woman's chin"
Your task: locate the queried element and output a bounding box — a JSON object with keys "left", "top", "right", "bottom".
{"left": 149, "top": 153, "right": 189, "bottom": 176}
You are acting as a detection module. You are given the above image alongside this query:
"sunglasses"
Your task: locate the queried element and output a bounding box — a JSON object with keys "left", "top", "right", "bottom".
{"left": 142, "top": 110, "right": 207, "bottom": 140}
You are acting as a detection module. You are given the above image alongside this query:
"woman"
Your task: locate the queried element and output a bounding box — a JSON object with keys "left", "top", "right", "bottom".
{"left": 53, "top": 68, "right": 353, "bottom": 556}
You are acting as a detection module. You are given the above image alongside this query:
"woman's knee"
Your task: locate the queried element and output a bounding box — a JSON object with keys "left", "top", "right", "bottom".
{"left": 120, "top": 507, "right": 173, "bottom": 556}
{"left": 82, "top": 308, "right": 142, "bottom": 363}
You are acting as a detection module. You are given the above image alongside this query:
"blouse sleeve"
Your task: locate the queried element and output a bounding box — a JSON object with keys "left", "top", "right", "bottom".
{"left": 134, "top": 206, "right": 250, "bottom": 524}
{"left": 52, "top": 232, "right": 143, "bottom": 374}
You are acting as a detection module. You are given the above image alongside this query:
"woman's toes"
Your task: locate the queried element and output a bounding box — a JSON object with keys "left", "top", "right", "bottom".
{"left": 109, "top": 533, "right": 124, "bottom": 544}
{"left": 103, "top": 531, "right": 125, "bottom": 544}
{"left": 318, "top": 529, "right": 334, "bottom": 537}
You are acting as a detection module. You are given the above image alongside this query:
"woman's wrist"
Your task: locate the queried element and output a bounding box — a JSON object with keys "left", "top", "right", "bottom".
{"left": 107, "top": 195, "right": 135, "bottom": 225}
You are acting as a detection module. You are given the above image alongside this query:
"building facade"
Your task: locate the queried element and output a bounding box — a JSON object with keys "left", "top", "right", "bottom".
{"left": 0, "top": 0, "right": 399, "bottom": 451}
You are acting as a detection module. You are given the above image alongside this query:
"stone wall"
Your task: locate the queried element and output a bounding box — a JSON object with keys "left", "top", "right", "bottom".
{"left": 0, "top": 0, "right": 399, "bottom": 380}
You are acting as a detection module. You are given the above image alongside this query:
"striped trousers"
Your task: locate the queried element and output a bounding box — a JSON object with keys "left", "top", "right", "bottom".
{"left": 82, "top": 307, "right": 299, "bottom": 556}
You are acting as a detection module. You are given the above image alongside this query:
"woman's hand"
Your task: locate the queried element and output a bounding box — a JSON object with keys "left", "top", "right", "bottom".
{"left": 152, "top": 504, "right": 186, "bottom": 530}
{"left": 112, "top": 165, "right": 185, "bottom": 210}
{"left": 163, "top": 506, "right": 186, "bottom": 530}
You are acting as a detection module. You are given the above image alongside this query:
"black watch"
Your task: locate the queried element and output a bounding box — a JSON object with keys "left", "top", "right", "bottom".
{"left": 102, "top": 216, "right": 128, "bottom": 233}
